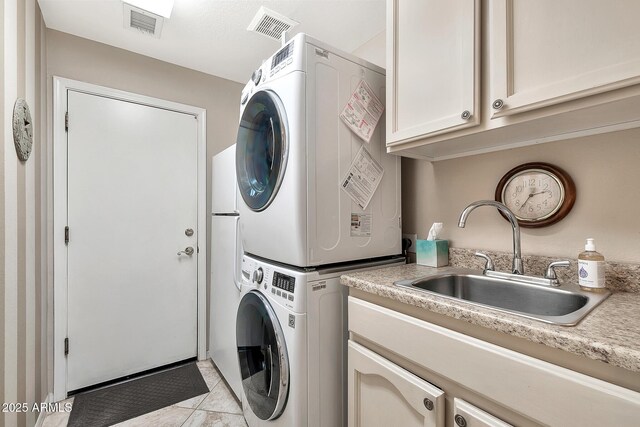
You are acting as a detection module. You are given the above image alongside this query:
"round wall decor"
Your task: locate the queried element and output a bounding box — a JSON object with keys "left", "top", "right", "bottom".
{"left": 12, "top": 98, "right": 33, "bottom": 162}
{"left": 495, "top": 162, "right": 576, "bottom": 228}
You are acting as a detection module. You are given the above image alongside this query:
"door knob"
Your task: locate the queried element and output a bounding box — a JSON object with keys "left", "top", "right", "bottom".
{"left": 177, "top": 246, "right": 195, "bottom": 256}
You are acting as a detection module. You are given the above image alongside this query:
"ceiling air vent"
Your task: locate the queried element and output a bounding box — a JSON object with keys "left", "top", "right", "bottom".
{"left": 123, "top": 3, "right": 164, "bottom": 38}
{"left": 247, "top": 6, "right": 298, "bottom": 40}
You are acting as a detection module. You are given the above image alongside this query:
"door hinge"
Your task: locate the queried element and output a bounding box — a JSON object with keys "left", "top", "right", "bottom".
{"left": 64, "top": 338, "right": 69, "bottom": 356}
{"left": 65, "top": 112, "right": 69, "bottom": 132}
{"left": 64, "top": 226, "right": 69, "bottom": 245}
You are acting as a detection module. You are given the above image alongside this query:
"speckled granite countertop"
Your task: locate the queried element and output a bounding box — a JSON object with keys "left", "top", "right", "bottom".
{"left": 341, "top": 263, "right": 640, "bottom": 373}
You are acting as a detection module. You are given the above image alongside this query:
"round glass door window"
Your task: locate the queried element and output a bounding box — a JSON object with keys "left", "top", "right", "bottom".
{"left": 236, "top": 291, "right": 289, "bottom": 420}
{"left": 236, "top": 90, "right": 288, "bottom": 211}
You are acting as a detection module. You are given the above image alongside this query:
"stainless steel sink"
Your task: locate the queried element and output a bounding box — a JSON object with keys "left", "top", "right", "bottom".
{"left": 394, "top": 269, "right": 610, "bottom": 326}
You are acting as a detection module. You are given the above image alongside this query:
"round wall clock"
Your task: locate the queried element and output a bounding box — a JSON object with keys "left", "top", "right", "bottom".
{"left": 12, "top": 98, "right": 33, "bottom": 162}
{"left": 495, "top": 162, "right": 576, "bottom": 228}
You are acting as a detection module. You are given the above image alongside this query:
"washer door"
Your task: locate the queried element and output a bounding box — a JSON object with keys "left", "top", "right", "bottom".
{"left": 236, "top": 90, "right": 288, "bottom": 211}
{"left": 236, "top": 291, "right": 289, "bottom": 420}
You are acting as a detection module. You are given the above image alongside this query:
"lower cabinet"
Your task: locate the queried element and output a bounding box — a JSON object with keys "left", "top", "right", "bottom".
{"left": 348, "top": 341, "right": 445, "bottom": 427}
{"left": 453, "top": 398, "right": 513, "bottom": 427}
{"left": 348, "top": 340, "right": 512, "bottom": 427}
{"left": 347, "top": 296, "right": 640, "bottom": 426}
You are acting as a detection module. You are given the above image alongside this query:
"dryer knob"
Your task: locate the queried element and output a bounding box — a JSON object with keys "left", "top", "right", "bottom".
{"left": 253, "top": 267, "right": 264, "bottom": 285}
{"left": 251, "top": 68, "right": 262, "bottom": 85}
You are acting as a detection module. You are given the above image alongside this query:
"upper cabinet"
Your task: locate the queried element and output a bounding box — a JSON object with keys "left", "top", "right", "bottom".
{"left": 386, "top": 0, "right": 481, "bottom": 144}
{"left": 490, "top": 0, "right": 640, "bottom": 117}
{"left": 387, "top": 0, "right": 640, "bottom": 160}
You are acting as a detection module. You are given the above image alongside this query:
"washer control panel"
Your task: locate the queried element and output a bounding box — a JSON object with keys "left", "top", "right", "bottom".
{"left": 252, "top": 267, "right": 264, "bottom": 284}
{"left": 268, "top": 271, "right": 296, "bottom": 306}
{"left": 273, "top": 272, "right": 295, "bottom": 293}
{"left": 241, "top": 255, "right": 301, "bottom": 310}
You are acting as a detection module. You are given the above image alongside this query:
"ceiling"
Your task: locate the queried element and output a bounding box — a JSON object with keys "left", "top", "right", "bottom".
{"left": 38, "top": 0, "right": 386, "bottom": 83}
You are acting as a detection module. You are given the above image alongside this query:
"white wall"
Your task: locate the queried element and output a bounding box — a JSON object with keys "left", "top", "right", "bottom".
{"left": 403, "top": 129, "right": 640, "bottom": 263}
{"left": 45, "top": 30, "right": 244, "bottom": 355}
{"left": 352, "top": 30, "right": 386, "bottom": 68}
{"left": 2, "top": 1, "right": 48, "bottom": 426}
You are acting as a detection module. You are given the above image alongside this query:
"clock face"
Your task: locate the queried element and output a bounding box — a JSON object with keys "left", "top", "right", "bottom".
{"left": 501, "top": 169, "right": 565, "bottom": 221}
{"left": 12, "top": 98, "right": 33, "bottom": 162}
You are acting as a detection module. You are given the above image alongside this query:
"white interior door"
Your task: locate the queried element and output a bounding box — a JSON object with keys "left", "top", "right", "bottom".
{"left": 66, "top": 90, "right": 198, "bottom": 391}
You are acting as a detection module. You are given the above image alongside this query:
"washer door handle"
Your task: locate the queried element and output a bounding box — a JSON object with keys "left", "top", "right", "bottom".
{"left": 265, "top": 344, "right": 273, "bottom": 396}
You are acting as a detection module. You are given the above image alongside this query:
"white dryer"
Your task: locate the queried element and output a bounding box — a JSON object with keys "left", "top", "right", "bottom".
{"left": 235, "top": 254, "right": 404, "bottom": 427}
{"left": 236, "top": 33, "right": 401, "bottom": 268}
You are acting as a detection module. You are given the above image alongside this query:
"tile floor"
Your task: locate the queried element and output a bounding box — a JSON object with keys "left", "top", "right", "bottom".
{"left": 41, "top": 360, "right": 247, "bottom": 427}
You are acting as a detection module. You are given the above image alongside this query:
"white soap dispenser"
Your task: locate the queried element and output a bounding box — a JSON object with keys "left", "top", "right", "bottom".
{"left": 578, "top": 238, "right": 606, "bottom": 291}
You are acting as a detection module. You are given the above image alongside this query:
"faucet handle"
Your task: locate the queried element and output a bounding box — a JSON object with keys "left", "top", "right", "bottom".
{"left": 545, "top": 260, "right": 570, "bottom": 285}
{"left": 474, "top": 252, "right": 495, "bottom": 274}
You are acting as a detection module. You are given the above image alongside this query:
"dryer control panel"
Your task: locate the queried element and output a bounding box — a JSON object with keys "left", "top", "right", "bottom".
{"left": 270, "top": 40, "right": 295, "bottom": 77}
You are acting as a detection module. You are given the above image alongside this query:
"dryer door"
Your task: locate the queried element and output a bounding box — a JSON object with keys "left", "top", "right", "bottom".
{"left": 236, "top": 290, "right": 289, "bottom": 420}
{"left": 236, "top": 90, "right": 288, "bottom": 211}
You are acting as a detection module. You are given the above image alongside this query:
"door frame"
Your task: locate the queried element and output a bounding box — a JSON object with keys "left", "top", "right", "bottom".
{"left": 52, "top": 77, "right": 207, "bottom": 400}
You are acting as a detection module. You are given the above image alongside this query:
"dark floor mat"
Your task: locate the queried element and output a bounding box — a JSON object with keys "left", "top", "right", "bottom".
{"left": 67, "top": 362, "right": 209, "bottom": 427}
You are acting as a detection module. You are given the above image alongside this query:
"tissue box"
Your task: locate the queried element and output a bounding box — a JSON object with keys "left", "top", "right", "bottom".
{"left": 416, "top": 239, "right": 449, "bottom": 267}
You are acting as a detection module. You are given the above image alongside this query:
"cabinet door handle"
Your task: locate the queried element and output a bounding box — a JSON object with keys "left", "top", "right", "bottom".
{"left": 455, "top": 414, "right": 467, "bottom": 427}
{"left": 492, "top": 99, "right": 505, "bottom": 110}
{"left": 461, "top": 110, "right": 472, "bottom": 120}
{"left": 423, "top": 398, "right": 434, "bottom": 411}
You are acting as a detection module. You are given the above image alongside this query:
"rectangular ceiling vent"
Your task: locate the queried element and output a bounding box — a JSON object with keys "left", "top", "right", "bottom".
{"left": 247, "top": 6, "right": 299, "bottom": 40}
{"left": 123, "top": 3, "right": 164, "bottom": 38}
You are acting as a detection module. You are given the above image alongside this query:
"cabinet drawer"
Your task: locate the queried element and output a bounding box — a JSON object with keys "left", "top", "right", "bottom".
{"left": 454, "top": 398, "right": 513, "bottom": 427}
{"left": 348, "top": 340, "right": 445, "bottom": 427}
{"left": 349, "top": 297, "right": 640, "bottom": 426}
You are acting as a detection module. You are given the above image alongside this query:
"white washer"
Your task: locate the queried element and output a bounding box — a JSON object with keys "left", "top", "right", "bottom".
{"left": 235, "top": 254, "right": 404, "bottom": 427}
{"left": 236, "top": 33, "right": 401, "bottom": 268}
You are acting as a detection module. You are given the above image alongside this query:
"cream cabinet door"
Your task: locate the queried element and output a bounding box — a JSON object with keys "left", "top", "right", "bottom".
{"left": 453, "top": 399, "right": 513, "bottom": 427}
{"left": 386, "top": 0, "right": 480, "bottom": 145}
{"left": 490, "top": 0, "right": 640, "bottom": 117}
{"left": 348, "top": 341, "right": 445, "bottom": 427}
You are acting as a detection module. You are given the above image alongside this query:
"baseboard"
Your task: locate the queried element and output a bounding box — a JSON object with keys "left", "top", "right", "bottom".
{"left": 34, "top": 393, "right": 53, "bottom": 427}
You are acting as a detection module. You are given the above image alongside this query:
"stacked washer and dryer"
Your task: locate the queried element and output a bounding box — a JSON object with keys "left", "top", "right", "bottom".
{"left": 233, "top": 33, "right": 403, "bottom": 427}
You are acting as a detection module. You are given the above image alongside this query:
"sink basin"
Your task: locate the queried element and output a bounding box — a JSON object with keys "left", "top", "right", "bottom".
{"left": 394, "top": 269, "right": 610, "bottom": 326}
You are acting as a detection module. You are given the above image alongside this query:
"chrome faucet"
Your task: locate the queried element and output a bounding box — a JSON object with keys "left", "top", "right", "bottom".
{"left": 458, "top": 200, "right": 524, "bottom": 275}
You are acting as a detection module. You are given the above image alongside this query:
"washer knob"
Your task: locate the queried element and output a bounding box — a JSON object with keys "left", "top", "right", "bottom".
{"left": 251, "top": 69, "right": 262, "bottom": 85}
{"left": 253, "top": 267, "right": 264, "bottom": 285}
